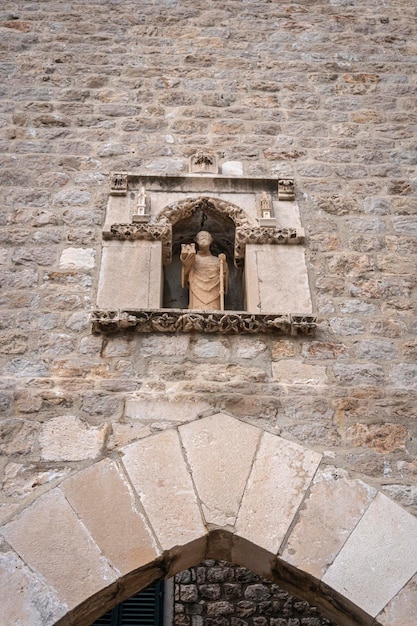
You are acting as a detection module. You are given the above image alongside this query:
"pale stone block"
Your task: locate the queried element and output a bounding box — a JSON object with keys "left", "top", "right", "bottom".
{"left": 103, "top": 194, "right": 131, "bottom": 232}
{"left": 125, "top": 397, "right": 211, "bottom": 423}
{"left": 245, "top": 244, "right": 312, "bottom": 314}
{"left": 110, "top": 422, "right": 151, "bottom": 447}
{"left": 96, "top": 240, "right": 163, "bottom": 309}
{"left": 282, "top": 466, "right": 377, "bottom": 579}
{"left": 378, "top": 573, "right": 417, "bottom": 626}
{"left": 273, "top": 200, "right": 302, "bottom": 230}
{"left": 322, "top": 492, "right": 417, "bottom": 617}
{"left": 221, "top": 161, "right": 243, "bottom": 176}
{"left": 235, "top": 339, "right": 267, "bottom": 359}
{"left": 121, "top": 429, "right": 206, "bottom": 550}
{"left": 61, "top": 459, "right": 160, "bottom": 575}
{"left": 235, "top": 433, "right": 322, "bottom": 554}
{"left": 2, "top": 462, "right": 72, "bottom": 497}
{"left": 179, "top": 413, "right": 261, "bottom": 526}
{"left": 0, "top": 502, "right": 19, "bottom": 526}
{"left": 39, "top": 415, "right": 106, "bottom": 461}
{"left": 59, "top": 247, "right": 96, "bottom": 270}
{"left": 0, "top": 547, "right": 66, "bottom": 626}
{"left": 2, "top": 489, "right": 116, "bottom": 608}
{"left": 272, "top": 360, "right": 328, "bottom": 385}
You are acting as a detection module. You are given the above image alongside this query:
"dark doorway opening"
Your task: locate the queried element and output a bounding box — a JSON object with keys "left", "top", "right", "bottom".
{"left": 91, "top": 581, "right": 164, "bottom": 626}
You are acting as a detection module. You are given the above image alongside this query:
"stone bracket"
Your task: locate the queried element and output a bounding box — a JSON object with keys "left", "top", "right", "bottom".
{"left": 91, "top": 309, "right": 317, "bottom": 336}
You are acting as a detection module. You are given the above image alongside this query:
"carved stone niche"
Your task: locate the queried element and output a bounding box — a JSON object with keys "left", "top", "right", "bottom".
{"left": 95, "top": 172, "right": 316, "bottom": 335}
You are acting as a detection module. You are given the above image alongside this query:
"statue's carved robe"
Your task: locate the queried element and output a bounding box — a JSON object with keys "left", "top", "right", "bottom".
{"left": 182, "top": 254, "right": 227, "bottom": 310}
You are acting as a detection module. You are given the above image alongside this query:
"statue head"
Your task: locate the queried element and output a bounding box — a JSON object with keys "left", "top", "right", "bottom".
{"left": 195, "top": 231, "right": 213, "bottom": 249}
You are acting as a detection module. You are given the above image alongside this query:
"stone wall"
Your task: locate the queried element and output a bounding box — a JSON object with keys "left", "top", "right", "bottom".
{"left": 0, "top": 1, "right": 416, "bottom": 620}
{"left": 174, "top": 561, "right": 337, "bottom": 626}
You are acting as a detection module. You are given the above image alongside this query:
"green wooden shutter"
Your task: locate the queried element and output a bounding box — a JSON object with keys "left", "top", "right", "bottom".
{"left": 91, "top": 581, "right": 164, "bottom": 626}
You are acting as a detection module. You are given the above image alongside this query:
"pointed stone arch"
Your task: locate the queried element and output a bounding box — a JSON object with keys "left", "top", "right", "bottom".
{"left": 1, "top": 414, "right": 416, "bottom": 626}
{"left": 153, "top": 196, "right": 255, "bottom": 230}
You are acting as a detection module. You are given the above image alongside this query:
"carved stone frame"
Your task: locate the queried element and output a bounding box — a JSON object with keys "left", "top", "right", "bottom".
{"left": 95, "top": 173, "right": 316, "bottom": 336}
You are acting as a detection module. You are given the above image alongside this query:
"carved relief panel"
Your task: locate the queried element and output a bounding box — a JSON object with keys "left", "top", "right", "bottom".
{"left": 95, "top": 167, "right": 315, "bottom": 336}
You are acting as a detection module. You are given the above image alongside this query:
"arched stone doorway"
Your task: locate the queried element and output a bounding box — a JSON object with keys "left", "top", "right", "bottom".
{"left": 1, "top": 414, "right": 416, "bottom": 626}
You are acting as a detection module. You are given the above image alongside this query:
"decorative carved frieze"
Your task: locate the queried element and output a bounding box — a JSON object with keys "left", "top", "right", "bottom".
{"left": 234, "top": 226, "right": 304, "bottom": 266}
{"left": 110, "top": 172, "right": 128, "bottom": 195}
{"left": 278, "top": 178, "right": 295, "bottom": 201}
{"left": 102, "top": 223, "right": 172, "bottom": 264}
{"left": 91, "top": 309, "right": 317, "bottom": 336}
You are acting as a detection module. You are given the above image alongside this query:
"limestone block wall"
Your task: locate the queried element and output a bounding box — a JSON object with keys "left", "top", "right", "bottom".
{"left": 0, "top": 0, "right": 416, "bottom": 623}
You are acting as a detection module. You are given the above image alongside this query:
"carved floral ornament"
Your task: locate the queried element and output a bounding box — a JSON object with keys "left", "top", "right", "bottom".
{"left": 92, "top": 309, "right": 316, "bottom": 336}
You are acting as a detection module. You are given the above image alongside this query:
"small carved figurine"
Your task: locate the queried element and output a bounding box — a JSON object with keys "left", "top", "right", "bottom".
{"left": 260, "top": 191, "right": 272, "bottom": 218}
{"left": 180, "top": 231, "right": 228, "bottom": 311}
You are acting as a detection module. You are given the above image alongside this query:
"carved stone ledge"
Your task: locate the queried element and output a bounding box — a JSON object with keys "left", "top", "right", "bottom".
{"left": 102, "top": 223, "right": 173, "bottom": 265}
{"left": 91, "top": 309, "right": 317, "bottom": 336}
{"left": 234, "top": 226, "right": 304, "bottom": 266}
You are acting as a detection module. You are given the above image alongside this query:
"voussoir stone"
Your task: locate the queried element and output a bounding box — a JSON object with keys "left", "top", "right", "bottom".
{"left": 179, "top": 413, "right": 261, "bottom": 527}
{"left": 282, "top": 466, "right": 377, "bottom": 579}
{"left": 1, "top": 489, "right": 117, "bottom": 609}
{"left": 235, "top": 432, "right": 322, "bottom": 555}
{"left": 0, "top": 546, "right": 66, "bottom": 626}
{"left": 322, "top": 492, "right": 417, "bottom": 617}
{"left": 61, "top": 459, "right": 160, "bottom": 575}
{"left": 378, "top": 572, "right": 417, "bottom": 626}
{"left": 121, "top": 429, "right": 207, "bottom": 551}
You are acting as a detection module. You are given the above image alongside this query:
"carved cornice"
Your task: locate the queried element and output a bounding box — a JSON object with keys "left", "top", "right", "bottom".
{"left": 91, "top": 309, "right": 317, "bottom": 336}
{"left": 103, "top": 223, "right": 304, "bottom": 267}
{"left": 234, "top": 226, "right": 304, "bottom": 266}
{"left": 103, "top": 223, "right": 173, "bottom": 264}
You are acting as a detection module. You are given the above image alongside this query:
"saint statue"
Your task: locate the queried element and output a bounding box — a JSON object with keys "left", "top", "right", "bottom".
{"left": 180, "top": 231, "right": 228, "bottom": 310}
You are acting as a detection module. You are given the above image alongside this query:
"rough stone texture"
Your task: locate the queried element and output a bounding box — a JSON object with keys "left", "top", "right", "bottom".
{"left": 173, "top": 560, "right": 336, "bottom": 626}
{"left": 39, "top": 415, "right": 107, "bottom": 461}
{"left": 0, "top": 0, "right": 416, "bottom": 622}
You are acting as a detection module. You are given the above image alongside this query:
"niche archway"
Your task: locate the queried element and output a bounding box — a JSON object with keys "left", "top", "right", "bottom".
{"left": 1, "top": 414, "right": 416, "bottom": 626}
{"left": 158, "top": 197, "right": 249, "bottom": 310}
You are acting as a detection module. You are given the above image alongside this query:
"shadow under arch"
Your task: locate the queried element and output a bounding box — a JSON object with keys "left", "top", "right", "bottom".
{"left": 1, "top": 414, "right": 416, "bottom": 626}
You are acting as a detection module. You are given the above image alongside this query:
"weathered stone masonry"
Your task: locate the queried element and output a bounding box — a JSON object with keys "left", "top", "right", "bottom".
{"left": 0, "top": 0, "right": 416, "bottom": 624}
